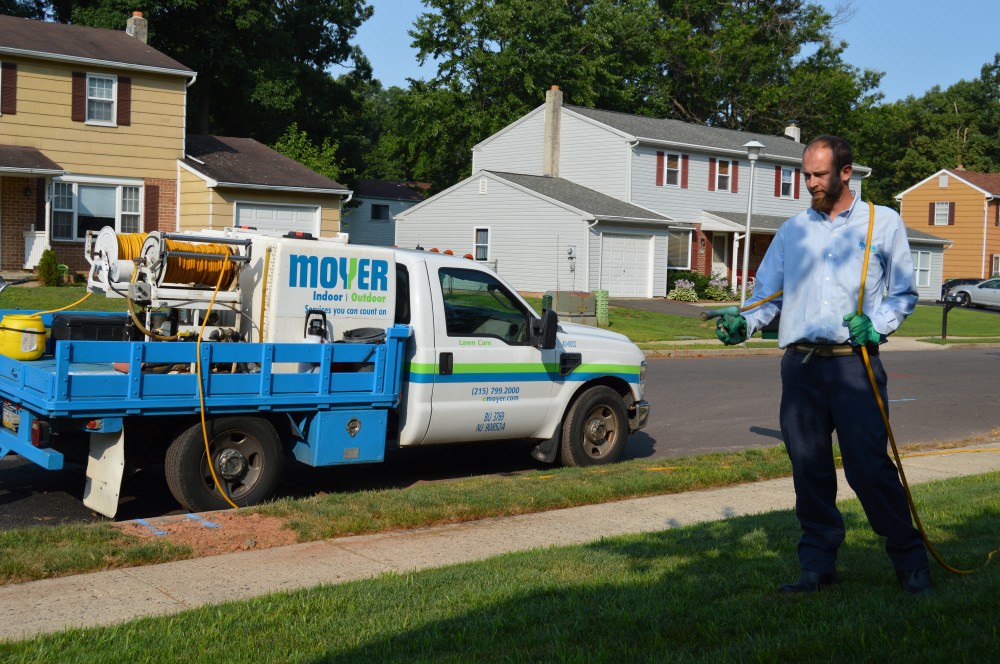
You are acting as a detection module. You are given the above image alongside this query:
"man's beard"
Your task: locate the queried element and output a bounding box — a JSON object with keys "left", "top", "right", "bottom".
{"left": 810, "top": 177, "right": 844, "bottom": 215}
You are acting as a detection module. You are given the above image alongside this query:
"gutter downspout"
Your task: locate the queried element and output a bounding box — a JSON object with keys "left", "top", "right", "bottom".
{"left": 983, "top": 196, "right": 990, "bottom": 279}
{"left": 583, "top": 217, "right": 604, "bottom": 290}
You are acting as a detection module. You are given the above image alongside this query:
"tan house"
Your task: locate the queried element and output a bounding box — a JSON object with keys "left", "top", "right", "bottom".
{"left": 896, "top": 168, "right": 1000, "bottom": 281}
{"left": 0, "top": 13, "right": 348, "bottom": 275}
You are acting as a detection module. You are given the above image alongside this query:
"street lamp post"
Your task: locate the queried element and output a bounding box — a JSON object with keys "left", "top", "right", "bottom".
{"left": 740, "top": 140, "right": 765, "bottom": 305}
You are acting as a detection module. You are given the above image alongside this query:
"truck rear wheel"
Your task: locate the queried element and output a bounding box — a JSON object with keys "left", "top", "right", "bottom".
{"left": 560, "top": 386, "right": 628, "bottom": 466}
{"left": 165, "top": 417, "right": 283, "bottom": 512}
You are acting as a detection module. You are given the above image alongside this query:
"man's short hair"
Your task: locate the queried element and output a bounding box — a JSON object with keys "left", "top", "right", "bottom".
{"left": 805, "top": 135, "right": 853, "bottom": 173}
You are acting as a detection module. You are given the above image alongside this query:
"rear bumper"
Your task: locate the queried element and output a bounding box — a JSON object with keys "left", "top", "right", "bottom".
{"left": 630, "top": 400, "right": 650, "bottom": 432}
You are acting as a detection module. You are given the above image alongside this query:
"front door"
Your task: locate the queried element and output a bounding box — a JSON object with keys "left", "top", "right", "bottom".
{"left": 711, "top": 232, "right": 729, "bottom": 276}
{"left": 423, "top": 266, "right": 555, "bottom": 444}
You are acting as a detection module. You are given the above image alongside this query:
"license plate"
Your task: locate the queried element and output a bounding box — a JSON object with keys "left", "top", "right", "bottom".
{"left": 2, "top": 400, "right": 19, "bottom": 433}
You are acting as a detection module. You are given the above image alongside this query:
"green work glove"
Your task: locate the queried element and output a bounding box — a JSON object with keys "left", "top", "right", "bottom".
{"left": 843, "top": 312, "right": 881, "bottom": 346}
{"left": 715, "top": 314, "right": 748, "bottom": 346}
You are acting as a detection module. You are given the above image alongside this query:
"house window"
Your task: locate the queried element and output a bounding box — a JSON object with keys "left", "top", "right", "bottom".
{"left": 992, "top": 254, "right": 999, "bottom": 276}
{"left": 474, "top": 228, "right": 490, "bottom": 261}
{"left": 371, "top": 204, "right": 390, "bottom": 221}
{"left": 933, "top": 202, "right": 951, "bottom": 225}
{"left": 716, "top": 160, "right": 731, "bottom": 192}
{"left": 667, "top": 229, "right": 691, "bottom": 270}
{"left": 912, "top": 250, "right": 931, "bottom": 288}
{"left": 87, "top": 74, "right": 116, "bottom": 124}
{"left": 50, "top": 179, "right": 143, "bottom": 241}
{"left": 780, "top": 167, "right": 794, "bottom": 197}
{"left": 665, "top": 153, "right": 680, "bottom": 186}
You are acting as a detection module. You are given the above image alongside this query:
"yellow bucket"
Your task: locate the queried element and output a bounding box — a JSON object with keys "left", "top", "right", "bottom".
{"left": 0, "top": 314, "right": 48, "bottom": 361}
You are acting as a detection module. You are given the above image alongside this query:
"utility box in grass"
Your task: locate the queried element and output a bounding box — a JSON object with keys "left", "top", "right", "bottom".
{"left": 544, "top": 291, "right": 597, "bottom": 326}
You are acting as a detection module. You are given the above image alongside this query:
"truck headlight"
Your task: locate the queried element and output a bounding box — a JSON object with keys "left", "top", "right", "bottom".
{"left": 639, "top": 360, "right": 647, "bottom": 390}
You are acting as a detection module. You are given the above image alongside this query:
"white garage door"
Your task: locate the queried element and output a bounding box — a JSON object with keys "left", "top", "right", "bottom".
{"left": 235, "top": 203, "right": 320, "bottom": 236}
{"left": 601, "top": 233, "right": 652, "bottom": 297}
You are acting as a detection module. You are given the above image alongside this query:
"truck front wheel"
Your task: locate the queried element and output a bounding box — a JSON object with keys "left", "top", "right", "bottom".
{"left": 165, "top": 417, "right": 283, "bottom": 512}
{"left": 560, "top": 386, "right": 628, "bottom": 466}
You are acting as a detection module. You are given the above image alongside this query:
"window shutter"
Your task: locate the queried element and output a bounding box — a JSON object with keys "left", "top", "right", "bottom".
{"left": 708, "top": 158, "right": 716, "bottom": 191}
{"left": 655, "top": 151, "right": 664, "bottom": 186}
{"left": 948, "top": 202, "right": 955, "bottom": 225}
{"left": 116, "top": 76, "right": 131, "bottom": 126}
{"left": 71, "top": 72, "right": 86, "bottom": 122}
{"left": 731, "top": 161, "right": 739, "bottom": 194}
{"left": 794, "top": 169, "right": 800, "bottom": 199}
{"left": 928, "top": 202, "right": 934, "bottom": 225}
{"left": 681, "top": 155, "right": 689, "bottom": 189}
{"left": 774, "top": 166, "right": 781, "bottom": 197}
{"left": 1, "top": 62, "right": 16, "bottom": 115}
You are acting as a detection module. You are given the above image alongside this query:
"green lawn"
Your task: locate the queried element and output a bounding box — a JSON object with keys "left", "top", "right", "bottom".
{"left": 1, "top": 471, "right": 997, "bottom": 661}
{"left": 4, "top": 287, "right": 997, "bottom": 342}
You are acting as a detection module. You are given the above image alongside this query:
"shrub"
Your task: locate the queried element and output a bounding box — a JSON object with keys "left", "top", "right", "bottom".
{"left": 36, "top": 249, "right": 61, "bottom": 287}
{"left": 666, "top": 278, "right": 698, "bottom": 302}
{"left": 704, "top": 273, "right": 734, "bottom": 301}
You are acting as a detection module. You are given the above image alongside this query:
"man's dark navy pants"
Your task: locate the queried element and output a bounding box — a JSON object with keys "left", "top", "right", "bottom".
{"left": 780, "top": 348, "right": 928, "bottom": 574}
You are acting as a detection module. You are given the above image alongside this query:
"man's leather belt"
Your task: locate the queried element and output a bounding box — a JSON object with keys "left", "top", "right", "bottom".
{"left": 786, "top": 343, "right": 878, "bottom": 357}
{"left": 785, "top": 344, "right": 878, "bottom": 357}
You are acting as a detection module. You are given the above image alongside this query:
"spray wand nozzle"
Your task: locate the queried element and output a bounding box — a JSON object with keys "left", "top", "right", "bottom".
{"left": 699, "top": 305, "right": 741, "bottom": 321}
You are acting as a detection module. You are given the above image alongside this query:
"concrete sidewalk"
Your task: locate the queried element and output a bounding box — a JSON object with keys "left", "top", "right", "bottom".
{"left": 2, "top": 444, "right": 999, "bottom": 642}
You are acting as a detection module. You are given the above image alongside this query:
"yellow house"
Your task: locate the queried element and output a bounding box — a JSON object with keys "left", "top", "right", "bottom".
{"left": 896, "top": 168, "right": 1000, "bottom": 281}
{"left": 0, "top": 13, "right": 348, "bottom": 275}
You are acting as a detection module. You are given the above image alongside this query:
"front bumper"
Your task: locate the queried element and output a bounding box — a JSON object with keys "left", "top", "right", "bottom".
{"left": 629, "top": 400, "right": 650, "bottom": 432}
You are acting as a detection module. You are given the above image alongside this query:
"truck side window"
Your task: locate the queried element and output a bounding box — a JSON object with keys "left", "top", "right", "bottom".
{"left": 438, "top": 267, "right": 530, "bottom": 344}
{"left": 395, "top": 265, "right": 410, "bottom": 325}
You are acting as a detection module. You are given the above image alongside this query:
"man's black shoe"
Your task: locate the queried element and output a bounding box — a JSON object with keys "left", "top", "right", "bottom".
{"left": 896, "top": 568, "right": 932, "bottom": 595}
{"left": 778, "top": 570, "right": 837, "bottom": 594}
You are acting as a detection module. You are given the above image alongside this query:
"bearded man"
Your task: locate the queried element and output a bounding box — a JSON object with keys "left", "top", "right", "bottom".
{"left": 714, "top": 135, "right": 931, "bottom": 595}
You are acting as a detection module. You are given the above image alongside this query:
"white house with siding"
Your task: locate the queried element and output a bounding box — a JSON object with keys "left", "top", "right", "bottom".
{"left": 396, "top": 86, "right": 948, "bottom": 297}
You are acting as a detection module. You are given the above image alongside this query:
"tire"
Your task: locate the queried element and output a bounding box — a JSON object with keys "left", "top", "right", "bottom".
{"left": 165, "top": 417, "right": 282, "bottom": 512}
{"left": 955, "top": 292, "right": 971, "bottom": 307}
{"left": 560, "top": 386, "right": 629, "bottom": 466}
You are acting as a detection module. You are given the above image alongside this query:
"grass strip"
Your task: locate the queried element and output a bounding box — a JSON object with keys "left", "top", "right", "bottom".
{"left": 2, "top": 471, "right": 997, "bottom": 661}
{"left": 0, "top": 447, "right": 792, "bottom": 585}
{"left": 0, "top": 524, "right": 190, "bottom": 585}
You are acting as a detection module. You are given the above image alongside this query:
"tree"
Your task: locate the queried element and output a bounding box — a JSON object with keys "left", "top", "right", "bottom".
{"left": 391, "top": 0, "right": 881, "bottom": 189}
{"left": 846, "top": 53, "right": 1000, "bottom": 207}
{"left": 271, "top": 122, "right": 351, "bottom": 182}
{"left": 646, "top": 0, "right": 882, "bottom": 137}
{"left": 48, "top": 0, "right": 374, "bottom": 144}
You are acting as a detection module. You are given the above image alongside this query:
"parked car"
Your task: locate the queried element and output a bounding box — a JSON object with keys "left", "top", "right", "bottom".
{"left": 940, "top": 277, "right": 984, "bottom": 301}
{"left": 946, "top": 278, "right": 1000, "bottom": 308}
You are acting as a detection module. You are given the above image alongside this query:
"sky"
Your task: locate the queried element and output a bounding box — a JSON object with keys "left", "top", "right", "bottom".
{"left": 352, "top": 0, "right": 1000, "bottom": 103}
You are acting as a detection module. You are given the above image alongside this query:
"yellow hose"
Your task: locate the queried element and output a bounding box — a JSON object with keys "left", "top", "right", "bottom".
{"left": 853, "top": 202, "right": 995, "bottom": 575}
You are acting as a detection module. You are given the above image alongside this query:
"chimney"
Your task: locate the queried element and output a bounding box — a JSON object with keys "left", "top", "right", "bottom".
{"left": 126, "top": 11, "right": 148, "bottom": 43}
{"left": 784, "top": 120, "right": 801, "bottom": 143}
{"left": 956, "top": 164, "right": 965, "bottom": 171}
{"left": 543, "top": 85, "right": 562, "bottom": 177}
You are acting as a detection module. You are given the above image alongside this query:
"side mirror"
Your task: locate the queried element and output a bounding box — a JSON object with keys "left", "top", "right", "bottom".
{"left": 532, "top": 308, "right": 558, "bottom": 350}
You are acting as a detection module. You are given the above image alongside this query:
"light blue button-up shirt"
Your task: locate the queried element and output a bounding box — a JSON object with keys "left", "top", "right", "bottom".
{"left": 743, "top": 193, "right": 917, "bottom": 348}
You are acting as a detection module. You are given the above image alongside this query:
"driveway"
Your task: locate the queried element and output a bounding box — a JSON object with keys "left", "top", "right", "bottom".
{"left": 610, "top": 297, "right": 720, "bottom": 319}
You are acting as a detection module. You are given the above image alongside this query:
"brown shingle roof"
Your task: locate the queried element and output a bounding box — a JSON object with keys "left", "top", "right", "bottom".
{"left": 0, "top": 144, "right": 64, "bottom": 174}
{"left": 0, "top": 15, "right": 192, "bottom": 75}
{"left": 184, "top": 136, "right": 348, "bottom": 193}
{"left": 354, "top": 179, "right": 428, "bottom": 202}
{"left": 947, "top": 169, "right": 1000, "bottom": 195}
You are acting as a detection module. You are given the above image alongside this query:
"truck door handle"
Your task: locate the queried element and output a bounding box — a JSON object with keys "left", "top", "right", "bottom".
{"left": 439, "top": 352, "right": 453, "bottom": 375}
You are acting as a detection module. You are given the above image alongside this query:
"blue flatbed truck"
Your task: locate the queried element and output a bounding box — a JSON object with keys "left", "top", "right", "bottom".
{"left": 0, "top": 313, "right": 410, "bottom": 517}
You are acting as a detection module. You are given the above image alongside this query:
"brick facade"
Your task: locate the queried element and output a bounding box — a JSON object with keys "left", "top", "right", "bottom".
{"left": 0, "top": 177, "right": 38, "bottom": 272}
